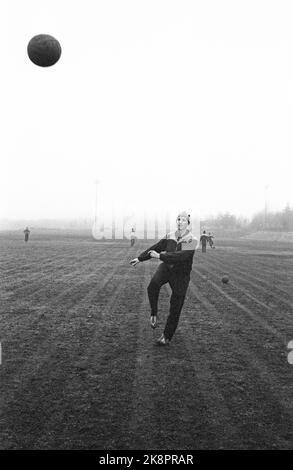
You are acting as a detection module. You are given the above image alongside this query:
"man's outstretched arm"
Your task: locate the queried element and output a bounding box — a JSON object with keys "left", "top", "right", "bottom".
{"left": 137, "top": 238, "right": 167, "bottom": 262}
{"left": 159, "top": 250, "right": 195, "bottom": 265}
{"left": 129, "top": 238, "right": 167, "bottom": 267}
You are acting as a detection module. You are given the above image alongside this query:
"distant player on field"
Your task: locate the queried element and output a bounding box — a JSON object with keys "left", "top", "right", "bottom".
{"left": 208, "top": 232, "right": 215, "bottom": 249}
{"left": 130, "top": 211, "right": 197, "bottom": 346}
{"left": 24, "top": 227, "right": 30, "bottom": 243}
{"left": 130, "top": 228, "right": 136, "bottom": 247}
{"left": 200, "top": 230, "right": 208, "bottom": 253}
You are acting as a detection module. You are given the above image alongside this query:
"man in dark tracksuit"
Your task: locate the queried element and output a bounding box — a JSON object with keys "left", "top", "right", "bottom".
{"left": 130, "top": 212, "right": 197, "bottom": 346}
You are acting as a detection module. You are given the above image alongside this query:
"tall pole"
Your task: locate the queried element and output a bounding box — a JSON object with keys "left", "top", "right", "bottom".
{"left": 264, "top": 184, "right": 269, "bottom": 230}
{"left": 94, "top": 179, "right": 99, "bottom": 228}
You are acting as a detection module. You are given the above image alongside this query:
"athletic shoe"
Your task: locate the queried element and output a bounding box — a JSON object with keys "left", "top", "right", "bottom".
{"left": 150, "top": 315, "right": 157, "bottom": 329}
{"left": 156, "top": 334, "right": 170, "bottom": 346}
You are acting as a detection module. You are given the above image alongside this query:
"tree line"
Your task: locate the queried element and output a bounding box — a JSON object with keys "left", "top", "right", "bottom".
{"left": 201, "top": 204, "right": 293, "bottom": 232}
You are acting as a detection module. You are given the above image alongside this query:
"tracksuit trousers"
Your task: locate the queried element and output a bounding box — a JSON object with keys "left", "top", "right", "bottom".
{"left": 147, "top": 263, "right": 190, "bottom": 341}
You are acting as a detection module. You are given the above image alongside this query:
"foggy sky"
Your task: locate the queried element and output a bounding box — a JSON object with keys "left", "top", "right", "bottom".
{"left": 1, "top": 0, "right": 293, "bottom": 222}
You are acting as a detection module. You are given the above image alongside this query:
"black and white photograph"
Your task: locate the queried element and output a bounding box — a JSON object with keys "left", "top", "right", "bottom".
{"left": 0, "top": 0, "right": 293, "bottom": 459}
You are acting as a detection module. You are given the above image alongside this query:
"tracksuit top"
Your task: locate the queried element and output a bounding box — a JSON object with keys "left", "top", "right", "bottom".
{"left": 138, "top": 229, "right": 197, "bottom": 276}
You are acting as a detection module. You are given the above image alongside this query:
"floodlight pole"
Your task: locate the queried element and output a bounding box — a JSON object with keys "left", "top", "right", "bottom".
{"left": 264, "top": 184, "right": 269, "bottom": 229}
{"left": 94, "top": 180, "right": 99, "bottom": 228}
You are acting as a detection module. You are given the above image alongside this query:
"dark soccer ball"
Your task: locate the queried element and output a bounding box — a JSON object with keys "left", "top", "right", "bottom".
{"left": 222, "top": 275, "right": 229, "bottom": 284}
{"left": 27, "top": 34, "right": 62, "bottom": 67}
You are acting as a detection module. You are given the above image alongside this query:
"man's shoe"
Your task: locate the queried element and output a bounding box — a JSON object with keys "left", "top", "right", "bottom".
{"left": 150, "top": 315, "right": 157, "bottom": 329}
{"left": 156, "top": 334, "right": 170, "bottom": 346}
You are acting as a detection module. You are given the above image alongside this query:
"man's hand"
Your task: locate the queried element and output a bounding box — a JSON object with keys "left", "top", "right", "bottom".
{"left": 148, "top": 250, "right": 160, "bottom": 259}
{"left": 130, "top": 258, "right": 140, "bottom": 267}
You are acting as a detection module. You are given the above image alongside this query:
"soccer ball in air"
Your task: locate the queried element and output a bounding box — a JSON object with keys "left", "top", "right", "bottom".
{"left": 27, "top": 34, "right": 62, "bottom": 67}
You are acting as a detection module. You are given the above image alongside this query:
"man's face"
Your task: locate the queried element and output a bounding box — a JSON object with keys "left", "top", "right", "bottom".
{"left": 176, "top": 216, "right": 188, "bottom": 232}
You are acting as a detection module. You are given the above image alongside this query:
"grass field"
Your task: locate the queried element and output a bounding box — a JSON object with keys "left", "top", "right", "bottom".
{"left": 1, "top": 232, "right": 293, "bottom": 450}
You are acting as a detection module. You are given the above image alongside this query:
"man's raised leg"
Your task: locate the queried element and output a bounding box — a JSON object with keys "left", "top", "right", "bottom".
{"left": 147, "top": 263, "right": 170, "bottom": 328}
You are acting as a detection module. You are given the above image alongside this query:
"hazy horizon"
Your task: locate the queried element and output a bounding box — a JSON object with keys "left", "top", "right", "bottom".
{"left": 0, "top": 201, "right": 289, "bottom": 230}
